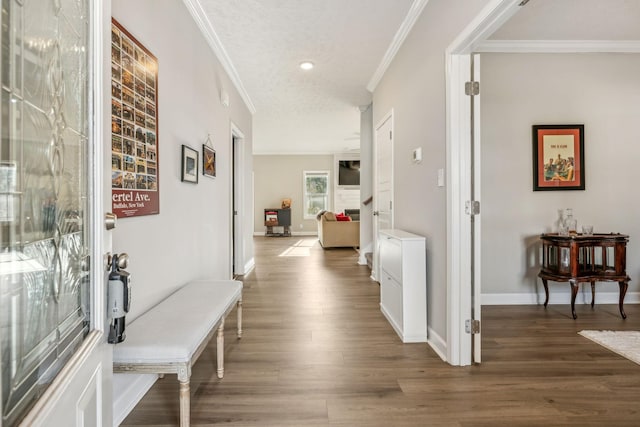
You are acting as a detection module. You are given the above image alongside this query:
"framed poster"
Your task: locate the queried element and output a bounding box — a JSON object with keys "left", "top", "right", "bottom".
{"left": 111, "top": 19, "right": 159, "bottom": 217}
{"left": 532, "top": 124, "right": 585, "bottom": 191}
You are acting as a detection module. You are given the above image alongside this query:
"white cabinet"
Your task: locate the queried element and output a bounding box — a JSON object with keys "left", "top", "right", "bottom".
{"left": 379, "top": 229, "right": 426, "bottom": 343}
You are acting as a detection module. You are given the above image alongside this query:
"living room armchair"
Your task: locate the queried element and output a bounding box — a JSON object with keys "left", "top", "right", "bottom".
{"left": 316, "top": 211, "right": 360, "bottom": 248}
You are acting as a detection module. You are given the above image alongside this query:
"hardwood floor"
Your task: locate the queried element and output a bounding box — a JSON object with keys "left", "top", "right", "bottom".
{"left": 122, "top": 236, "right": 640, "bottom": 426}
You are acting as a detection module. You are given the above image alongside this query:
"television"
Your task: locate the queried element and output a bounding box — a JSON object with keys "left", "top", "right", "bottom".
{"left": 338, "top": 160, "right": 360, "bottom": 187}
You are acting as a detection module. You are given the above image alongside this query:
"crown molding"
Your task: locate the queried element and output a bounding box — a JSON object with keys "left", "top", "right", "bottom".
{"left": 366, "top": 0, "right": 430, "bottom": 92}
{"left": 476, "top": 39, "right": 640, "bottom": 53}
{"left": 183, "top": 0, "right": 256, "bottom": 114}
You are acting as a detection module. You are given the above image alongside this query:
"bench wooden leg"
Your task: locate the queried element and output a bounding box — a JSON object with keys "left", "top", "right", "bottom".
{"left": 217, "top": 319, "right": 225, "bottom": 379}
{"left": 237, "top": 298, "right": 243, "bottom": 339}
{"left": 179, "top": 380, "right": 190, "bottom": 427}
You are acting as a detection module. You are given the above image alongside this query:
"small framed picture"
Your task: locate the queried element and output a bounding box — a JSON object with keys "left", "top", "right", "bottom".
{"left": 181, "top": 145, "right": 198, "bottom": 183}
{"left": 532, "top": 124, "right": 585, "bottom": 191}
{"left": 203, "top": 144, "right": 216, "bottom": 178}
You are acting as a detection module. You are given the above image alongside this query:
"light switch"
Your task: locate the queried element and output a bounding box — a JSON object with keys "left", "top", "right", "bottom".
{"left": 412, "top": 147, "right": 422, "bottom": 163}
{"left": 437, "top": 168, "right": 445, "bottom": 187}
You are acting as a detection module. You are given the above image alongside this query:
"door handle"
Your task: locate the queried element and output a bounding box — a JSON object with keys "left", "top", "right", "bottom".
{"left": 373, "top": 211, "right": 379, "bottom": 216}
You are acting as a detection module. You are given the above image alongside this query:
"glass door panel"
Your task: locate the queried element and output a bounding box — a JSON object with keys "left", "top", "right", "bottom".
{"left": 1, "top": 0, "right": 91, "bottom": 424}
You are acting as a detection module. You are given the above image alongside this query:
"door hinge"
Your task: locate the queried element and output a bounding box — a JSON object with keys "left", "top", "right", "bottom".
{"left": 465, "top": 200, "right": 480, "bottom": 216}
{"left": 389, "top": 130, "right": 392, "bottom": 139}
{"left": 465, "top": 319, "right": 480, "bottom": 334}
{"left": 465, "top": 81, "right": 479, "bottom": 96}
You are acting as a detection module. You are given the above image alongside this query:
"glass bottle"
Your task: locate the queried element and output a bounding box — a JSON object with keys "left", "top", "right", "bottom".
{"left": 557, "top": 209, "right": 568, "bottom": 235}
{"left": 564, "top": 208, "right": 577, "bottom": 235}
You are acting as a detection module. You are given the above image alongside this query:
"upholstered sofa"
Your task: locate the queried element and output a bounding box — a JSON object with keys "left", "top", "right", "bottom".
{"left": 316, "top": 211, "right": 360, "bottom": 248}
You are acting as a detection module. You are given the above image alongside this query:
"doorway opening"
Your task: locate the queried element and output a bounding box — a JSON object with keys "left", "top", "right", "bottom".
{"left": 231, "top": 123, "right": 245, "bottom": 277}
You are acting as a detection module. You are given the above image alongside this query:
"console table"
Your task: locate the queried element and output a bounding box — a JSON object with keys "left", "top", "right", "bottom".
{"left": 538, "top": 233, "right": 630, "bottom": 319}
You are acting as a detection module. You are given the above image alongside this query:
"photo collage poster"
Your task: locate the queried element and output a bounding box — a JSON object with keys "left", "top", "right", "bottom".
{"left": 111, "top": 19, "right": 159, "bottom": 217}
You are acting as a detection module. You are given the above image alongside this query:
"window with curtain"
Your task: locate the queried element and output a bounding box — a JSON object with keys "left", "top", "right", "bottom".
{"left": 303, "top": 171, "right": 329, "bottom": 219}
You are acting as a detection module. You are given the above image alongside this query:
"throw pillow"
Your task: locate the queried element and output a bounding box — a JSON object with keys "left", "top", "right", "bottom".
{"left": 324, "top": 211, "right": 336, "bottom": 221}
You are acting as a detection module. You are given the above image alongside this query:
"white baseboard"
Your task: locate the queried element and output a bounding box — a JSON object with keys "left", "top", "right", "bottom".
{"left": 358, "top": 242, "right": 373, "bottom": 265}
{"left": 482, "top": 291, "right": 640, "bottom": 305}
{"left": 427, "top": 327, "right": 447, "bottom": 362}
{"left": 243, "top": 257, "right": 255, "bottom": 275}
{"left": 112, "top": 373, "right": 157, "bottom": 426}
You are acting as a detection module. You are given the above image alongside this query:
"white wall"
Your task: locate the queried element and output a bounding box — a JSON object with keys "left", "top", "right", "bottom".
{"left": 253, "top": 155, "right": 333, "bottom": 234}
{"left": 372, "top": 0, "right": 491, "bottom": 348}
{"left": 480, "top": 52, "right": 640, "bottom": 303}
{"left": 111, "top": 0, "right": 253, "bottom": 320}
{"left": 110, "top": 1, "right": 253, "bottom": 422}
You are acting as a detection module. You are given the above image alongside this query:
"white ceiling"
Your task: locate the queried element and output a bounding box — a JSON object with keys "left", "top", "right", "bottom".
{"left": 191, "top": 0, "right": 640, "bottom": 155}
{"left": 197, "top": 0, "right": 415, "bottom": 154}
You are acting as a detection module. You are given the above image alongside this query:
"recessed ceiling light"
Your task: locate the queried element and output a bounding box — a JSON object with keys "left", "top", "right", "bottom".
{"left": 299, "top": 61, "right": 314, "bottom": 71}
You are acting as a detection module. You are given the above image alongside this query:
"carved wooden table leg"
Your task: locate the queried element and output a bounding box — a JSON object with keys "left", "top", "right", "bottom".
{"left": 619, "top": 281, "right": 628, "bottom": 319}
{"left": 542, "top": 278, "right": 549, "bottom": 307}
{"left": 590, "top": 281, "right": 595, "bottom": 308}
{"left": 237, "top": 298, "right": 243, "bottom": 339}
{"left": 177, "top": 365, "right": 191, "bottom": 427}
{"left": 217, "top": 320, "right": 225, "bottom": 379}
{"left": 570, "top": 279, "right": 578, "bottom": 319}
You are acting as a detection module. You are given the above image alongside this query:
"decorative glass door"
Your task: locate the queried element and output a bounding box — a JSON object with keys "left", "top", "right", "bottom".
{"left": 0, "top": 0, "right": 92, "bottom": 424}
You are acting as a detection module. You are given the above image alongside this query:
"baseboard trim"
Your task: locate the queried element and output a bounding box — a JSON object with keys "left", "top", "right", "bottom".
{"left": 243, "top": 257, "right": 255, "bottom": 275}
{"left": 112, "top": 373, "right": 157, "bottom": 427}
{"left": 482, "top": 291, "right": 640, "bottom": 305}
{"left": 427, "top": 327, "right": 447, "bottom": 362}
{"left": 358, "top": 243, "right": 373, "bottom": 265}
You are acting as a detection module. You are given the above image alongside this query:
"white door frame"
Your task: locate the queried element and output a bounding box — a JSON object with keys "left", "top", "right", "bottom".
{"left": 230, "top": 122, "right": 245, "bottom": 276}
{"left": 372, "top": 110, "right": 394, "bottom": 282}
{"left": 445, "top": 0, "right": 522, "bottom": 366}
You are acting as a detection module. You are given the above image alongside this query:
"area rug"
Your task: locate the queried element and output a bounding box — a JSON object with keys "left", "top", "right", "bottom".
{"left": 579, "top": 330, "right": 640, "bottom": 365}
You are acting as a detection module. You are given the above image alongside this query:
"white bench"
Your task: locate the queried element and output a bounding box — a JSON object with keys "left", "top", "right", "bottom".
{"left": 113, "top": 279, "right": 243, "bottom": 427}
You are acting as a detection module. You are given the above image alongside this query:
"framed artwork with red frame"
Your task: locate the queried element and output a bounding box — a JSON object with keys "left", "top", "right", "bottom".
{"left": 532, "top": 124, "right": 585, "bottom": 191}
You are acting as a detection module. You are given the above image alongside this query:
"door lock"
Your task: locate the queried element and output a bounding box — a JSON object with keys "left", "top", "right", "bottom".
{"left": 105, "top": 212, "right": 117, "bottom": 230}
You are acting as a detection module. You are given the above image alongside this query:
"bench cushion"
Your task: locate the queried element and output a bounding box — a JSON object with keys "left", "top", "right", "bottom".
{"left": 113, "top": 280, "right": 242, "bottom": 364}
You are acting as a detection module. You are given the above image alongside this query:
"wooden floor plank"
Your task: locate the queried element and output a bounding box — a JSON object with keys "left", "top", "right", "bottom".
{"left": 122, "top": 236, "right": 640, "bottom": 426}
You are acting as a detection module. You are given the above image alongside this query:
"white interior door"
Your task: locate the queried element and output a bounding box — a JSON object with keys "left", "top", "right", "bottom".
{"left": 470, "top": 54, "right": 482, "bottom": 364}
{"left": 373, "top": 112, "right": 394, "bottom": 281}
{"left": 446, "top": 51, "right": 483, "bottom": 366}
{"left": 1, "top": 1, "right": 112, "bottom": 425}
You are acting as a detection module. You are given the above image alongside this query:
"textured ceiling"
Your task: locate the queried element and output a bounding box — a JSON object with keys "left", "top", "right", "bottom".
{"left": 199, "top": 0, "right": 414, "bottom": 154}
{"left": 195, "top": 0, "right": 640, "bottom": 154}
